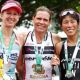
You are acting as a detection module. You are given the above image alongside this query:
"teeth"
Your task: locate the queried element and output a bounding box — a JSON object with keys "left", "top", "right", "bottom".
{"left": 9, "top": 21, "right": 12, "bottom": 22}
{"left": 67, "top": 29, "right": 73, "bottom": 32}
{"left": 8, "top": 18, "right": 14, "bottom": 23}
{"left": 9, "top": 20, "right": 14, "bottom": 23}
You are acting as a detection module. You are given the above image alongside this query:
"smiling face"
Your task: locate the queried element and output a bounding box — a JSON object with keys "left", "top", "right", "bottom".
{"left": 1, "top": 8, "right": 20, "bottom": 28}
{"left": 61, "top": 15, "right": 79, "bottom": 37}
{"left": 32, "top": 11, "right": 51, "bottom": 33}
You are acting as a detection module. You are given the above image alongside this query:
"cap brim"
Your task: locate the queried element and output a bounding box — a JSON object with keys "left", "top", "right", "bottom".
{"left": 1, "top": 3, "right": 22, "bottom": 13}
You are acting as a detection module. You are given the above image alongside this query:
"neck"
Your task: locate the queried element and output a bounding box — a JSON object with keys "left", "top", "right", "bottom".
{"left": 1, "top": 26, "right": 13, "bottom": 37}
{"left": 0, "top": 26, "right": 14, "bottom": 47}
{"left": 34, "top": 31, "right": 47, "bottom": 43}
{"left": 67, "top": 34, "right": 78, "bottom": 46}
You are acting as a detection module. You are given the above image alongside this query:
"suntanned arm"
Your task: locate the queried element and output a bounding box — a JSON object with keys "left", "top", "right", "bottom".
{"left": 52, "top": 33, "right": 61, "bottom": 46}
{"left": 51, "top": 42, "right": 63, "bottom": 65}
{"left": 16, "top": 47, "right": 24, "bottom": 73}
{"left": 51, "top": 33, "right": 61, "bottom": 65}
{"left": 55, "top": 42, "right": 63, "bottom": 58}
{"left": 16, "top": 29, "right": 28, "bottom": 79}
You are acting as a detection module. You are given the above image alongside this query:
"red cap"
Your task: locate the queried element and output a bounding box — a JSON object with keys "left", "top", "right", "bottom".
{"left": 1, "top": 0, "right": 22, "bottom": 14}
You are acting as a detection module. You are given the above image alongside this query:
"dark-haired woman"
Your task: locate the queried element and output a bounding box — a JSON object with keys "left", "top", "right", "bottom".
{"left": 52, "top": 9, "right": 80, "bottom": 80}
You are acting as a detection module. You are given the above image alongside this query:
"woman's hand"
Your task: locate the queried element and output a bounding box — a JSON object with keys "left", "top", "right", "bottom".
{"left": 51, "top": 54, "right": 60, "bottom": 66}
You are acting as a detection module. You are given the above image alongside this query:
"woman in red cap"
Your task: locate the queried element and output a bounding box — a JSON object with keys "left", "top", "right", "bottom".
{"left": 0, "top": 0, "right": 22, "bottom": 80}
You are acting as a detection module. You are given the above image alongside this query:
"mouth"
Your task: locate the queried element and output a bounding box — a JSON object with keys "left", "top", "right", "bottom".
{"left": 7, "top": 18, "right": 15, "bottom": 23}
{"left": 67, "top": 28, "right": 74, "bottom": 33}
{"left": 38, "top": 25, "right": 45, "bottom": 29}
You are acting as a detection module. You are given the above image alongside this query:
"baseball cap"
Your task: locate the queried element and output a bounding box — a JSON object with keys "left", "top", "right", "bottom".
{"left": 1, "top": 0, "right": 22, "bottom": 14}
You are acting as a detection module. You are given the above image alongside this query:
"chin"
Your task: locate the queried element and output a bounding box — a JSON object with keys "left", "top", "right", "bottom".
{"left": 39, "top": 30, "right": 46, "bottom": 33}
{"left": 67, "top": 34, "right": 75, "bottom": 37}
{"left": 6, "top": 24, "right": 15, "bottom": 27}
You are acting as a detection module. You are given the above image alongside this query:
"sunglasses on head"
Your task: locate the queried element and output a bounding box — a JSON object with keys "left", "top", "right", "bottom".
{"left": 60, "top": 10, "right": 75, "bottom": 16}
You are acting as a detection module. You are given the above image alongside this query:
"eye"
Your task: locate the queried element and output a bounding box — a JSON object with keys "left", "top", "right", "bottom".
{"left": 43, "top": 19, "right": 48, "bottom": 22}
{"left": 70, "top": 20, "right": 77, "bottom": 23}
{"left": 13, "top": 13, "right": 18, "bottom": 16}
{"left": 62, "top": 20, "right": 69, "bottom": 24}
{"left": 37, "top": 18, "right": 42, "bottom": 20}
{"left": 6, "top": 12, "right": 18, "bottom": 16}
{"left": 6, "top": 12, "right": 12, "bottom": 15}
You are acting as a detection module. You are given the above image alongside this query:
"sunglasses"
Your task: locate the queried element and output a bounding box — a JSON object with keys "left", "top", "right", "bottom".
{"left": 60, "top": 10, "right": 75, "bottom": 16}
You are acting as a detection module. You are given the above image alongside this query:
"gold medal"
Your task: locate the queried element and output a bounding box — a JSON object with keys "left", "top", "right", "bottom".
{"left": 35, "top": 64, "right": 42, "bottom": 73}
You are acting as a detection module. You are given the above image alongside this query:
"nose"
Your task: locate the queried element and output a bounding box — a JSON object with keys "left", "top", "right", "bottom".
{"left": 10, "top": 14, "right": 14, "bottom": 18}
{"left": 8, "top": 13, "right": 17, "bottom": 18}
{"left": 40, "top": 19, "right": 44, "bottom": 24}
{"left": 67, "top": 22, "right": 72, "bottom": 28}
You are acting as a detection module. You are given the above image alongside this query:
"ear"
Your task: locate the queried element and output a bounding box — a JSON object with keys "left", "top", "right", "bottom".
{"left": 49, "top": 19, "right": 52, "bottom": 24}
{"left": 0, "top": 13, "right": 3, "bottom": 20}
{"left": 59, "top": 24, "right": 63, "bottom": 30}
{"left": 0, "top": 13, "right": 3, "bottom": 17}
{"left": 0, "top": 13, "right": 1, "bottom": 19}
{"left": 32, "top": 16, "right": 35, "bottom": 20}
{"left": 32, "top": 16, "right": 35, "bottom": 24}
{"left": 19, "top": 14, "right": 21, "bottom": 18}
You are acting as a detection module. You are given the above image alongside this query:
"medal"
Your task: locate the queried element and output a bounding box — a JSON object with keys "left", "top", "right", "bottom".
{"left": 33, "top": 31, "right": 46, "bottom": 73}
{"left": 0, "top": 30, "right": 15, "bottom": 79}
{"left": 35, "top": 64, "right": 42, "bottom": 72}
{"left": 34, "top": 47, "right": 43, "bottom": 73}
{"left": 0, "top": 31, "right": 15, "bottom": 64}
{"left": 65, "top": 62, "right": 75, "bottom": 78}
{"left": 64, "top": 41, "right": 79, "bottom": 78}
{"left": 65, "top": 70, "right": 74, "bottom": 78}
{"left": 35, "top": 54, "right": 42, "bottom": 72}
{"left": 4, "top": 51, "right": 8, "bottom": 64}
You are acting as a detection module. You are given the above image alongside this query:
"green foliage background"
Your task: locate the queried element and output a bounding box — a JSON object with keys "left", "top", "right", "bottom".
{"left": 0, "top": 0, "right": 80, "bottom": 32}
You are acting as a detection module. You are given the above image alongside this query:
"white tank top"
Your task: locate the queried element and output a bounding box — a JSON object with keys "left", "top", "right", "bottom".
{"left": 23, "top": 31, "right": 54, "bottom": 80}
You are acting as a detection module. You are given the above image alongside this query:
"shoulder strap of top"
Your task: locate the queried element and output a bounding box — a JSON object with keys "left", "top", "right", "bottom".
{"left": 23, "top": 31, "right": 31, "bottom": 45}
{"left": 50, "top": 32, "right": 54, "bottom": 45}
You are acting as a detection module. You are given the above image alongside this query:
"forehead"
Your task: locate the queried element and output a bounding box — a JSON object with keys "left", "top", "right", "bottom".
{"left": 62, "top": 15, "right": 77, "bottom": 21}
{"left": 35, "top": 11, "right": 50, "bottom": 18}
{"left": 2, "top": 8, "right": 19, "bottom": 13}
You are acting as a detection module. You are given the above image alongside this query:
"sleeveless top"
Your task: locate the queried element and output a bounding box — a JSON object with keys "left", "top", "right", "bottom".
{"left": 0, "top": 32, "right": 20, "bottom": 80}
{"left": 23, "top": 31, "right": 54, "bottom": 80}
{"left": 60, "top": 42, "right": 80, "bottom": 80}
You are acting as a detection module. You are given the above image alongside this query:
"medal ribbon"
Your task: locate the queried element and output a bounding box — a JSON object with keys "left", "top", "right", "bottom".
{"left": 33, "top": 31, "right": 47, "bottom": 65}
{"left": 0, "top": 30, "right": 15, "bottom": 65}
{"left": 64, "top": 38, "right": 80, "bottom": 71}
{"left": 0, "top": 30, "right": 15, "bottom": 79}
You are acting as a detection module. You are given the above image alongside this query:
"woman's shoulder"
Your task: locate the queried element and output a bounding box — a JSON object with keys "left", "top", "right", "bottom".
{"left": 51, "top": 32, "right": 61, "bottom": 46}
{"left": 55, "top": 41, "right": 63, "bottom": 56}
{"left": 14, "top": 27, "right": 28, "bottom": 47}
